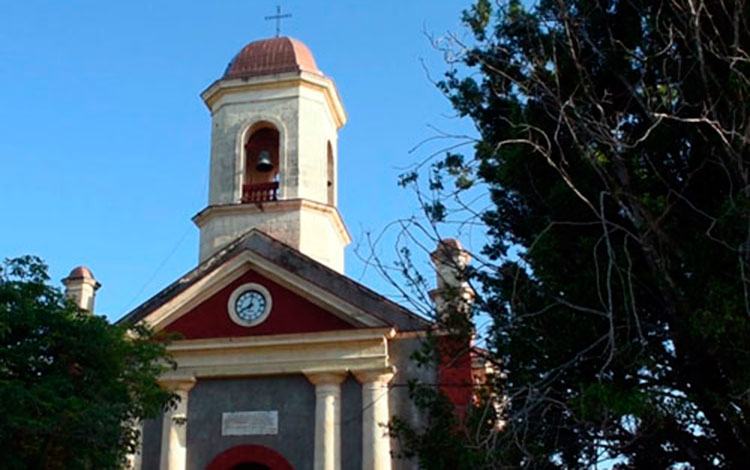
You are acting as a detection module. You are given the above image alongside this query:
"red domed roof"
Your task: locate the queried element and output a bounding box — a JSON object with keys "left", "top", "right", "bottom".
{"left": 224, "top": 37, "right": 320, "bottom": 79}
{"left": 66, "top": 266, "right": 95, "bottom": 280}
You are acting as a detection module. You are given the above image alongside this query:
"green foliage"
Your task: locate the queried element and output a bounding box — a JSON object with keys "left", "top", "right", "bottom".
{"left": 391, "top": 381, "right": 492, "bottom": 470}
{"left": 0, "top": 256, "right": 177, "bottom": 470}
{"left": 397, "top": 0, "right": 750, "bottom": 468}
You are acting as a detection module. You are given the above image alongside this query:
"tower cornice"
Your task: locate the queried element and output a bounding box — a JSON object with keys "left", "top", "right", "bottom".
{"left": 193, "top": 198, "right": 351, "bottom": 246}
{"left": 201, "top": 71, "right": 347, "bottom": 129}
{"left": 193, "top": 199, "right": 351, "bottom": 269}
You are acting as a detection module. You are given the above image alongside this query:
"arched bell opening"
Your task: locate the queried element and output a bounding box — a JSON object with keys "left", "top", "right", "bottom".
{"left": 243, "top": 123, "right": 280, "bottom": 203}
{"left": 326, "top": 140, "right": 335, "bottom": 205}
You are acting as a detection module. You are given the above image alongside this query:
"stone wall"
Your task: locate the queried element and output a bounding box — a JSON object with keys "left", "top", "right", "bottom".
{"left": 139, "top": 374, "right": 365, "bottom": 470}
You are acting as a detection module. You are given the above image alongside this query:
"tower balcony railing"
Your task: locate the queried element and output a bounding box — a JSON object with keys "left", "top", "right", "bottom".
{"left": 242, "top": 182, "right": 279, "bottom": 203}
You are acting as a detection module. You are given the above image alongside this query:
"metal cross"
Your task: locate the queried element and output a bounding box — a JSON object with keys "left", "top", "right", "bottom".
{"left": 265, "top": 5, "right": 292, "bottom": 37}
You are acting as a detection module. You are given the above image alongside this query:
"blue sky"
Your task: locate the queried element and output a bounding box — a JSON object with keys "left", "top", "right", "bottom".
{"left": 0, "top": 0, "right": 479, "bottom": 321}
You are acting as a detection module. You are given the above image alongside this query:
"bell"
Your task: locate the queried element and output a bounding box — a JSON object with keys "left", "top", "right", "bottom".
{"left": 256, "top": 150, "right": 273, "bottom": 172}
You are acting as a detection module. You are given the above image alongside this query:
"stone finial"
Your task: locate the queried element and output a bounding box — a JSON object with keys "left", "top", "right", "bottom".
{"left": 429, "top": 239, "right": 474, "bottom": 323}
{"left": 62, "top": 266, "right": 101, "bottom": 313}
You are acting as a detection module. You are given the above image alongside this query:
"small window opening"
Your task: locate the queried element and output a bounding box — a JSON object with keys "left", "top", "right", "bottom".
{"left": 327, "top": 141, "right": 334, "bottom": 205}
{"left": 243, "top": 125, "right": 280, "bottom": 203}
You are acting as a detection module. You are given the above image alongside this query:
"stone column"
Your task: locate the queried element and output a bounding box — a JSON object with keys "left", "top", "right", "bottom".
{"left": 306, "top": 372, "right": 347, "bottom": 470}
{"left": 126, "top": 420, "right": 143, "bottom": 470}
{"left": 159, "top": 378, "right": 196, "bottom": 470}
{"left": 354, "top": 368, "right": 395, "bottom": 470}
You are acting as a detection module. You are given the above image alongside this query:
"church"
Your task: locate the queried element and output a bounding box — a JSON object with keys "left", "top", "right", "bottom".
{"left": 62, "top": 35, "right": 478, "bottom": 470}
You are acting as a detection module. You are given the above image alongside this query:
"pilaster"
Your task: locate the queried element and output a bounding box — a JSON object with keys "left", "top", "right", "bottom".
{"left": 126, "top": 420, "right": 143, "bottom": 470}
{"left": 159, "top": 377, "right": 196, "bottom": 470}
{"left": 306, "top": 372, "right": 347, "bottom": 470}
{"left": 353, "top": 368, "right": 396, "bottom": 470}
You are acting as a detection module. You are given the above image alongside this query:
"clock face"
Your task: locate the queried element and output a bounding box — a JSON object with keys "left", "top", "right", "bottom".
{"left": 227, "top": 283, "right": 272, "bottom": 327}
{"left": 234, "top": 289, "right": 267, "bottom": 323}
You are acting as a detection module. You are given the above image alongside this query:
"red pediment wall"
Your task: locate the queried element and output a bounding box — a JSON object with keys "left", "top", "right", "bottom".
{"left": 164, "top": 269, "right": 355, "bottom": 339}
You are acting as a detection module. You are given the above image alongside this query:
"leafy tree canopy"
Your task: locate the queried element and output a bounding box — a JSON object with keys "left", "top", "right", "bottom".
{"left": 396, "top": 0, "right": 750, "bottom": 469}
{"left": 0, "top": 256, "right": 176, "bottom": 470}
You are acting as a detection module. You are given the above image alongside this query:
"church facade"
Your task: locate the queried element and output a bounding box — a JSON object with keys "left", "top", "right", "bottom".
{"left": 94, "top": 36, "right": 477, "bottom": 470}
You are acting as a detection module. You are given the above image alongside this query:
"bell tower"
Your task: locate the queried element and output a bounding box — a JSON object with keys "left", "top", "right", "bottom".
{"left": 194, "top": 37, "right": 350, "bottom": 272}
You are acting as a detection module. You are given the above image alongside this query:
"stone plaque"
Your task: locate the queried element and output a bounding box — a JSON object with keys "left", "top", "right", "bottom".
{"left": 222, "top": 411, "right": 279, "bottom": 436}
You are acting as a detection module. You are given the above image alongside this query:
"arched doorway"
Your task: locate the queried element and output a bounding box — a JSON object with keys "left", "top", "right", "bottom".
{"left": 231, "top": 464, "right": 269, "bottom": 470}
{"left": 206, "top": 445, "right": 293, "bottom": 470}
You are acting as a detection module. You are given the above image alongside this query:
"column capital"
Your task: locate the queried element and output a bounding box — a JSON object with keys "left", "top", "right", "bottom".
{"left": 352, "top": 367, "right": 396, "bottom": 385}
{"left": 159, "top": 376, "right": 197, "bottom": 393}
{"left": 305, "top": 371, "right": 348, "bottom": 386}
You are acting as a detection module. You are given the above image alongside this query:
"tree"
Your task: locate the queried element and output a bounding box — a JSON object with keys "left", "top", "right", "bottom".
{"left": 391, "top": 0, "right": 750, "bottom": 468}
{"left": 0, "top": 256, "right": 176, "bottom": 470}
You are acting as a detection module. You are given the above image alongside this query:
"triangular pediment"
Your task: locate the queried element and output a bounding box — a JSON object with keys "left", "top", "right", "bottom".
{"left": 118, "top": 230, "right": 430, "bottom": 337}
{"left": 164, "top": 266, "right": 357, "bottom": 339}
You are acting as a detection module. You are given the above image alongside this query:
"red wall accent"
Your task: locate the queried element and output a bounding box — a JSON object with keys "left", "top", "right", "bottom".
{"left": 206, "top": 444, "right": 294, "bottom": 470}
{"left": 437, "top": 335, "right": 474, "bottom": 418}
{"left": 165, "top": 269, "right": 355, "bottom": 339}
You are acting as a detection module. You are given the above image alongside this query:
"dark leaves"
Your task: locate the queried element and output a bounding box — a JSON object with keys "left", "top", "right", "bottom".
{"left": 0, "top": 256, "right": 176, "bottom": 470}
{"left": 397, "top": 0, "right": 750, "bottom": 468}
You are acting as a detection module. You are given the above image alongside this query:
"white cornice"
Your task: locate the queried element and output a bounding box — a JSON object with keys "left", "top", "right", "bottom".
{"left": 168, "top": 327, "right": 395, "bottom": 352}
{"left": 162, "top": 328, "right": 395, "bottom": 380}
{"left": 201, "top": 72, "right": 347, "bottom": 129}
{"left": 192, "top": 199, "right": 352, "bottom": 246}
